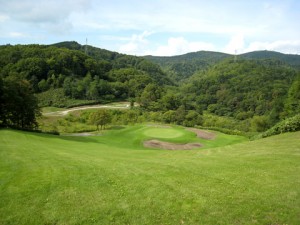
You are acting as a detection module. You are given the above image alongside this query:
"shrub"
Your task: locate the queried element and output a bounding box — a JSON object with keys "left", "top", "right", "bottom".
{"left": 257, "top": 114, "right": 300, "bottom": 138}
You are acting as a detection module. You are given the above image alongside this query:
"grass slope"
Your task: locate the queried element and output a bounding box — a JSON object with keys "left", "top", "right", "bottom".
{"left": 0, "top": 127, "right": 299, "bottom": 225}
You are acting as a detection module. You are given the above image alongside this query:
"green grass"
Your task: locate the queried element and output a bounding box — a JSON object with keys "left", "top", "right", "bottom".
{"left": 143, "top": 127, "right": 186, "bottom": 139}
{"left": 0, "top": 126, "right": 299, "bottom": 225}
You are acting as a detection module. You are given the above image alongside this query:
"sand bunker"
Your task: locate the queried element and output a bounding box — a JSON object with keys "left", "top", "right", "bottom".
{"left": 187, "top": 128, "right": 216, "bottom": 140}
{"left": 144, "top": 139, "right": 202, "bottom": 150}
{"left": 146, "top": 124, "right": 172, "bottom": 128}
{"left": 143, "top": 128, "right": 216, "bottom": 150}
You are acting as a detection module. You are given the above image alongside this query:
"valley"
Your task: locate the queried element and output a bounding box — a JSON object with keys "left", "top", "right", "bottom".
{"left": 0, "top": 41, "right": 299, "bottom": 224}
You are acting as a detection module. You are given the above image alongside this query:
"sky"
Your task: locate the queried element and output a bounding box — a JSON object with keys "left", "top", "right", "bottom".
{"left": 0, "top": 0, "right": 300, "bottom": 56}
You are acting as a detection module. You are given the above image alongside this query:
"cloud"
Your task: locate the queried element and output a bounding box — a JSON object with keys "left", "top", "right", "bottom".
{"left": 1, "top": 0, "right": 91, "bottom": 23}
{"left": 245, "top": 40, "right": 300, "bottom": 54}
{"left": 119, "top": 31, "right": 153, "bottom": 55}
{"left": 146, "top": 37, "right": 215, "bottom": 56}
{"left": 0, "top": 14, "right": 9, "bottom": 22}
{"left": 0, "top": 0, "right": 299, "bottom": 55}
{"left": 0, "top": 0, "right": 92, "bottom": 35}
{"left": 118, "top": 34, "right": 216, "bottom": 56}
{"left": 223, "top": 34, "right": 245, "bottom": 54}
{"left": 223, "top": 34, "right": 300, "bottom": 54}
{"left": 9, "top": 32, "right": 28, "bottom": 38}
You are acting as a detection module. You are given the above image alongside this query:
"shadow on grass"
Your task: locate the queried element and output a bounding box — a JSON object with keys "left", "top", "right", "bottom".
{"left": 107, "top": 125, "right": 125, "bottom": 130}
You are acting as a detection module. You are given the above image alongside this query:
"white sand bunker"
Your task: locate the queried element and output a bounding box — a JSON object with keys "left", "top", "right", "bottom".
{"left": 144, "top": 139, "right": 202, "bottom": 150}
{"left": 187, "top": 128, "right": 216, "bottom": 140}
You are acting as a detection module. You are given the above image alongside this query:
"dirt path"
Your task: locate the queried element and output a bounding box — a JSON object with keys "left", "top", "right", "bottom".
{"left": 43, "top": 103, "right": 130, "bottom": 116}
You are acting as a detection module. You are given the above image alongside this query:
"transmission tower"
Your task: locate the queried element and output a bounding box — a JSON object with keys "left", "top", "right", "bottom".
{"left": 85, "top": 38, "right": 88, "bottom": 55}
{"left": 234, "top": 49, "right": 237, "bottom": 63}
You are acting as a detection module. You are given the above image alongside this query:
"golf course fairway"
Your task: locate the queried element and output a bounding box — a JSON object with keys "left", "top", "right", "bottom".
{"left": 0, "top": 125, "right": 299, "bottom": 225}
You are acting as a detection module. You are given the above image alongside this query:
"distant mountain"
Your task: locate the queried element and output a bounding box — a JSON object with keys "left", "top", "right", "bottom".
{"left": 144, "top": 51, "right": 230, "bottom": 63}
{"left": 144, "top": 51, "right": 230, "bottom": 82}
{"left": 145, "top": 50, "right": 300, "bottom": 81}
{"left": 240, "top": 50, "right": 300, "bottom": 69}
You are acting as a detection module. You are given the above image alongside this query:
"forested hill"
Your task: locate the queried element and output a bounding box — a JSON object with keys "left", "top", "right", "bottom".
{"left": 180, "top": 58, "right": 300, "bottom": 129}
{"left": 145, "top": 50, "right": 300, "bottom": 81}
{"left": 144, "top": 51, "right": 230, "bottom": 81}
{"left": 1, "top": 41, "right": 299, "bottom": 132}
{"left": 51, "top": 41, "right": 121, "bottom": 63}
{"left": 240, "top": 51, "right": 300, "bottom": 69}
{"left": 0, "top": 42, "right": 171, "bottom": 106}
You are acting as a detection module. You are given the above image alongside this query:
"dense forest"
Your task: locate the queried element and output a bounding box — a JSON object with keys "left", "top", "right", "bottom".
{"left": 181, "top": 59, "right": 299, "bottom": 130}
{"left": 144, "top": 51, "right": 230, "bottom": 82}
{"left": 0, "top": 41, "right": 299, "bottom": 133}
{"left": 0, "top": 42, "right": 170, "bottom": 102}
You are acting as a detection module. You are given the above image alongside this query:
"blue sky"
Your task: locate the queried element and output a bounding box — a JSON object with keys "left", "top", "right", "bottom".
{"left": 0, "top": 0, "right": 299, "bottom": 56}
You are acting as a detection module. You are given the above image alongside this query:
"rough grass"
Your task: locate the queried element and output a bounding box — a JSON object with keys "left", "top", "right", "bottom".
{"left": 0, "top": 126, "right": 299, "bottom": 225}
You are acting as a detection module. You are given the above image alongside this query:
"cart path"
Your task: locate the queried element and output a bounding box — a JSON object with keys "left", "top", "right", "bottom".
{"left": 43, "top": 103, "right": 130, "bottom": 116}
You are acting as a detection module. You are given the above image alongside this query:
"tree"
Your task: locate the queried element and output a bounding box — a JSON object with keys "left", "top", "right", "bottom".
{"left": 162, "top": 110, "right": 176, "bottom": 124}
{"left": 89, "top": 109, "right": 112, "bottom": 130}
{"left": 0, "top": 75, "right": 40, "bottom": 129}
{"left": 138, "top": 83, "right": 162, "bottom": 110}
{"left": 284, "top": 76, "right": 300, "bottom": 117}
{"left": 251, "top": 115, "right": 270, "bottom": 132}
{"left": 183, "top": 110, "right": 203, "bottom": 127}
{"left": 38, "top": 79, "right": 49, "bottom": 92}
{"left": 63, "top": 77, "right": 73, "bottom": 96}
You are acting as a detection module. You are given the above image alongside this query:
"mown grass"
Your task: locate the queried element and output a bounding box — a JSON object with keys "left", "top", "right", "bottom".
{"left": 0, "top": 126, "right": 299, "bottom": 225}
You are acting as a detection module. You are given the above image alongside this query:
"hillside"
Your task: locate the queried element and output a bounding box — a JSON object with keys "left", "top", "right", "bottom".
{"left": 0, "top": 128, "right": 299, "bottom": 224}
{"left": 0, "top": 42, "right": 171, "bottom": 107}
{"left": 241, "top": 50, "right": 300, "bottom": 69}
{"left": 145, "top": 50, "right": 300, "bottom": 81}
{"left": 144, "top": 51, "right": 230, "bottom": 81}
{"left": 179, "top": 58, "right": 299, "bottom": 130}
{"left": 1, "top": 42, "right": 299, "bottom": 132}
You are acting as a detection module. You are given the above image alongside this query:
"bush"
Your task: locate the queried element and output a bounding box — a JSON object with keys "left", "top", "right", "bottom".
{"left": 257, "top": 114, "right": 300, "bottom": 138}
{"left": 250, "top": 115, "right": 270, "bottom": 132}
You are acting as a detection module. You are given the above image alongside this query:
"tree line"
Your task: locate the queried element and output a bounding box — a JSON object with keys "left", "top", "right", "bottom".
{"left": 1, "top": 42, "right": 299, "bottom": 133}
{"left": 0, "top": 43, "right": 171, "bottom": 129}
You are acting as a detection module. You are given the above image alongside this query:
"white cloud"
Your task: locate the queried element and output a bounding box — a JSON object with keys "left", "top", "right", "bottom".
{"left": 146, "top": 37, "right": 215, "bottom": 56}
{"left": 1, "top": 0, "right": 90, "bottom": 23}
{"left": 119, "top": 31, "right": 153, "bottom": 55}
{"left": 0, "top": 0, "right": 299, "bottom": 55}
{"left": 223, "top": 34, "right": 300, "bottom": 54}
{"left": 0, "top": 0, "right": 92, "bottom": 36}
{"left": 119, "top": 35, "right": 216, "bottom": 56}
{"left": 223, "top": 34, "right": 245, "bottom": 54}
{"left": 0, "top": 14, "right": 9, "bottom": 22}
{"left": 9, "top": 32, "right": 28, "bottom": 38}
{"left": 119, "top": 42, "right": 139, "bottom": 54}
{"left": 245, "top": 40, "right": 300, "bottom": 54}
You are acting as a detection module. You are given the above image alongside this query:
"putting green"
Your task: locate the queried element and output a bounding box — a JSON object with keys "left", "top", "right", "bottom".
{"left": 143, "top": 127, "right": 184, "bottom": 139}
